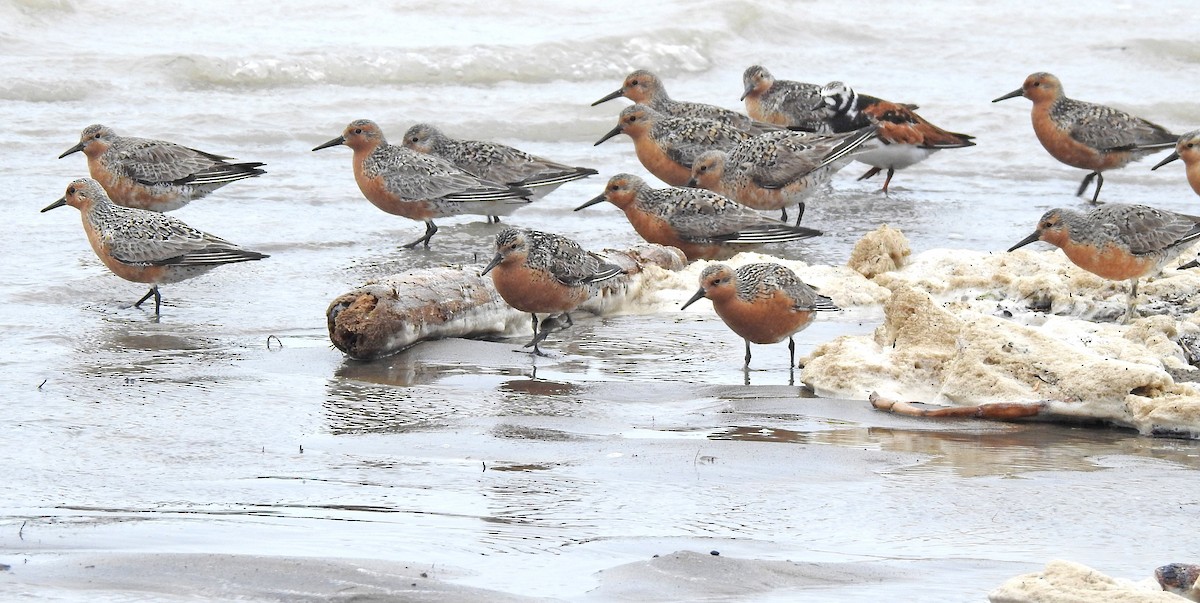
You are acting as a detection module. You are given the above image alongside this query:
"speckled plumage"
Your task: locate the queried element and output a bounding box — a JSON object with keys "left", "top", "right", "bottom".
{"left": 576, "top": 173, "right": 821, "bottom": 260}
{"left": 489, "top": 228, "right": 622, "bottom": 289}
{"left": 58, "top": 124, "right": 266, "bottom": 212}
{"left": 593, "top": 69, "right": 780, "bottom": 135}
{"left": 401, "top": 123, "right": 597, "bottom": 199}
{"left": 1008, "top": 203, "right": 1200, "bottom": 322}
{"left": 740, "top": 65, "right": 827, "bottom": 133}
{"left": 594, "top": 104, "right": 752, "bottom": 186}
{"left": 313, "top": 119, "right": 532, "bottom": 248}
{"left": 994, "top": 72, "right": 1178, "bottom": 202}
{"left": 480, "top": 227, "right": 622, "bottom": 355}
{"left": 41, "top": 178, "right": 267, "bottom": 315}
{"left": 681, "top": 262, "right": 838, "bottom": 367}
{"left": 715, "top": 263, "right": 837, "bottom": 311}
{"left": 688, "top": 127, "right": 878, "bottom": 222}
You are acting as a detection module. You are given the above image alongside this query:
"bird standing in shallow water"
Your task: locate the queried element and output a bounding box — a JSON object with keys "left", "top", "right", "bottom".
{"left": 58, "top": 124, "right": 266, "bottom": 212}
{"left": 687, "top": 126, "right": 878, "bottom": 225}
{"left": 594, "top": 104, "right": 752, "bottom": 187}
{"left": 400, "top": 123, "right": 597, "bottom": 222}
{"left": 993, "top": 72, "right": 1177, "bottom": 203}
{"left": 1007, "top": 203, "right": 1200, "bottom": 323}
{"left": 592, "top": 69, "right": 779, "bottom": 135}
{"left": 313, "top": 119, "right": 531, "bottom": 249}
{"left": 480, "top": 228, "right": 623, "bottom": 356}
{"left": 816, "top": 81, "right": 975, "bottom": 194}
{"left": 681, "top": 262, "right": 839, "bottom": 368}
{"left": 41, "top": 178, "right": 268, "bottom": 316}
{"left": 1150, "top": 129, "right": 1200, "bottom": 197}
{"left": 576, "top": 173, "right": 822, "bottom": 261}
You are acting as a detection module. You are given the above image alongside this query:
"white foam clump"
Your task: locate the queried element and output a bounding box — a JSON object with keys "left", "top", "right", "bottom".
{"left": 798, "top": 225, "right": 1200, "bottom": 438}
{"left": 989, "top": 560, "right": 1182, "bottom": 603}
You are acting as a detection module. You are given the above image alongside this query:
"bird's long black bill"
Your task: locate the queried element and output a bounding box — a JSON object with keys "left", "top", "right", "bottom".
{"left": 40, "top": 197, "right": 67, "bottom": 213}
{"left": 574, "top": 194, "right": 607, "bottom": 211}
{"left": 1152, "top": 151, "right": 1181, "bottom": 171}
{"left": 591, "top": 89, "right": 624, "bottom": 106}
{"left": 1007, "top": 231, "right": 1042, "bottom": 252}
{"left": 680, "top": 288, "right": 707, "bottom": 310}
{"left": 312, "top": 136, "right": 346, "bottom": 151}
{"left": 991, "top": 89, "right": 1024, "bottom": 103}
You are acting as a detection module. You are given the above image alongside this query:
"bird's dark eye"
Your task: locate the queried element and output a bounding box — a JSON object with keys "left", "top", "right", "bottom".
{"left": 67, "top": 187, "right": 75, "bottom": 194}
{"left": 630, "top": 80, "right": 639, "bottom": 86}
{"left": 354, "top": 128, "right": 363, "bottom": 134}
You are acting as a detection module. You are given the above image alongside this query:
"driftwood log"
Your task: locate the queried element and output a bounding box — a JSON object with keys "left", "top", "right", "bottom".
{"left": 868, "top": 392, "right": 1047, "bottom": 421}
{"left": 327, "top": 244, "right": 687, "bottom": 360}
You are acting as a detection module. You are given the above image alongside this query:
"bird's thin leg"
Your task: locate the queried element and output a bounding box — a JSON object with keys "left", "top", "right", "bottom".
{"left": 402, "top": 221, "right": 438, "bottom": 249}
{"left": 881, "top": 168, "right": 896, "bottom": 194}
{"left": 743, "top": 340, "right": 752, "bottom": 367}
{"left": 793, "top": 202, "right": 806, "bottom": 227}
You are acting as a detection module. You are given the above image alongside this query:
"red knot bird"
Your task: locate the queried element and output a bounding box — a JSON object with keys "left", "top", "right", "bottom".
{"left": 993, "top": 72, "right": 1177, "bottom": 203}
{"left": 592, "top": 69, "right": 780, "bottom": 135}
{"left": 58, "top": 124, "right": 266, "bottom": 212}
{"left": 687, "top": 126, "right": 878, "bottom": 225}
{"left": 740, "top": 65, "right": 828, "bottom": 133}
{"left": 681, "top": 262, "right": 839, "bottom": 367}
{"left": 1151, "top": 129, "right": 1200, "bottom": 196}
{"left": 41, "top": 178, "right": 268, "bottom": 316}
{"left": 817, "top": 81, "right": 975, "bottom": 193}
{"left": 594, "top": 104, "right": 752, "bottom": 187}
{"left": 575, "top": 173, "right": 821, "bottom": 261}
{"left": 313, "top": 119, "right": 532, "bottom": 248}
{"left": 480, "top": 227, "right": 623, "bottom": 356}
{"left": 400, "top": 123, "right": 597, "bottom": 222}
{"left": 1008, "top": 203, "right": 1200, "bottom": 322}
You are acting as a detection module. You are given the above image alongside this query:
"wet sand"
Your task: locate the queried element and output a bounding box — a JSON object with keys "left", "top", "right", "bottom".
{"left": 5, "top": 330, "right": 1200, "bottom": 601}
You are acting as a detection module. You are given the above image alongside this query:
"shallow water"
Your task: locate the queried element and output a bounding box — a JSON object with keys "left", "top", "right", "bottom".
{"left": 3, "top": 0, "right": 1200, "bottom": 600}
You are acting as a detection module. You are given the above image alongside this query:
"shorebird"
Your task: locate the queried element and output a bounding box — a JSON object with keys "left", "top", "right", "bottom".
{"left": 592, "top": 69, "right": 779, "bottom": 135}
{"left": 480, "top": 228, "right": 623, "bottom": 355}
{"left": 400, "top": 123, "right": 597, "bottom": 222}
{"left": 593, "top": 104, "right": 751, "bottom": 186}
{"left": 687, "top": 126, "right": 878, "bottom": 225}
{"left": 993, "top": 72, "right": 1177, "bottom": 203}
{"left": 313, "top": 119, "right": 531, "bottom": 248}
{"left": 575, "top": 173, "right": 821, "bottom": 261}
{"left": 41, "top": 178, "right": 268, "bottom": 316}
{"left": 1007, "top": 203, "right": 1200, "bottom": 322}
{"left": 681, "top": 262, "right": 839, "bottom": 367}
{"left": 740, "top": 65, "right": 827, "bottom": 133}
{"left": 817, "top": 81, "right": 975, "bottom": 193}
{"left": 58, "top": 124, "right": 266, "bottom": 212}
{"left": 1150, "top": 129, "right": 1200, "bottom": 196}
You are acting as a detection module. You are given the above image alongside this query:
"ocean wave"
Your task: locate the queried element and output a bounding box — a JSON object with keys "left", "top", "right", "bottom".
{"left": 0, "top": 77, "right": 99, "bottom": 103}
{"left": 161, "top": 30, "right": 724, "bottom": 90}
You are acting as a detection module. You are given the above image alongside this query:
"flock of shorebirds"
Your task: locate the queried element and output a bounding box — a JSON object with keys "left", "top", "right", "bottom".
{"left": 41, "top": 66, "right": 1200, "bottom": 365}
